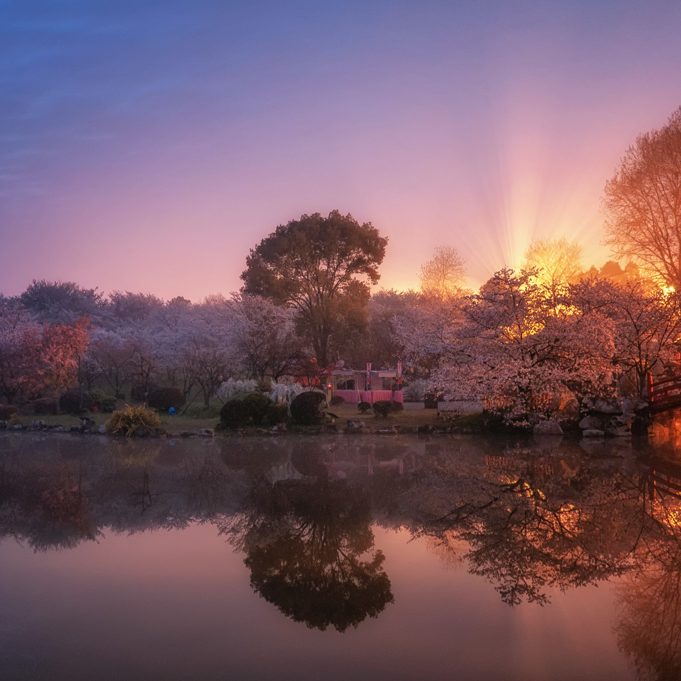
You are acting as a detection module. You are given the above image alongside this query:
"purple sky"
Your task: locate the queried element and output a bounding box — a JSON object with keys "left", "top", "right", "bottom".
{"left": 2, "top": 0, "right": 681, "bottom": 300}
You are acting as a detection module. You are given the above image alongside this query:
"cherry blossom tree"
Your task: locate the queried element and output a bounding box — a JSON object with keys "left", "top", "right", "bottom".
{"left": 87, "top": 333, "right": 137, "bottom": 397}
{"left": 0, "top": 302, "right": 40, "bottom": 403}
{"left": 231, "top": 295, "right": 306, "bottom": 382}
{"left": 570, "top": 277, "right": 681, "bottom": 395}
{"left": 399, "top": 269, "right": 615, "bottom": 416}
{"left": 20, "top": 280, "right": 104, "bottom": 324}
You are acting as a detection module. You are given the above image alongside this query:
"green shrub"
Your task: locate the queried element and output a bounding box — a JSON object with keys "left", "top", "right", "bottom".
{"left": 89, "top": 389, "right": 107, "bottom": 407}
{"left": 266, "top": 403, "right": 289, "bottom": 425}
{"left": 59, "top": 390, "right": 94, "bottom": 414}
{"left": 330, "top": 395, "right": 345, "bottom": 406}
{"left": 372, "top": 400, "right": 393, "bottom": 418}
{"left": 242, "top": 392, "right": 272, "bottom": 426}
{"left": 148, "top": 387, "right": 186, "bottom": 411}
{"left": 391, "top": 401, "right": 404, "bottom": 412}
{"left": 33, "top": 398, "right": 57, "bottom": 415}
{"left": 106, "top": 405, "right": 161, "bottom": 436}
{"left": 358, "top": 401, "right": 372, "bottom": 414}
{"left": 99, "top": 396, "right": 118, "bottom": 413}
{"left": 220, "top": 400, "right": 252, "bottom": 428}
{"left": 0, "top": 404, "right": 18, "bottom": 420}
{"left": 290, "top": 391, "right": 326, "bottom": 425}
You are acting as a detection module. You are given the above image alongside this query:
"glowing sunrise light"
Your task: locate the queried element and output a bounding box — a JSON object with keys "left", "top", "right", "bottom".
{"left": 459, "top": 83, "right": 609, "bottom": 284}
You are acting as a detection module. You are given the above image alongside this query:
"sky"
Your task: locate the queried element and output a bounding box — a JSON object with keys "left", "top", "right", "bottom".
{"left": 1, "top": 0, "right": 681, "bottom": 301}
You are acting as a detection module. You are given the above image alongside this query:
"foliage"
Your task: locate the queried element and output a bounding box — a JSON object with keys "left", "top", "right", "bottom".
{"left": 180, "top": 333, "right": 232, "bottom": 408}
{"left": 106, "top": 405, "right": 161, "bottom": 435}
{"left": 603, "top": 106, "right": 681, "bottom": 288}
{"left": 87, "top": 336, "right": 135, "bottom": 396}
{"left": 8, "top": 316, "right": 93, "bottom": 402}
{"left": 0, "top": 404, "right": 18, "bottom": 420}
{"left": 227, "top": 478, "right": 393, "bottom": 632}
{"left": 391, "top": 401, "right": 403, "bottom": 412}
{"left": 219, "top": 400, "right": 251, "bottom": 428}
{"left": 290, "top": 391, "right": 327, "bottom": 425}
{"left": 241, "top": 210, "right": 388, "bottom": 366}
{"left": 20, "top": 280, "right": 103, "bottom": 324}
{"left": 391, "top": 294, "right": 460, "bottom": 379}
{"left": 242, "top": 392, "right": 273, "bottom": 426}
{"left": 358, "top": 401, "right": 372, "bottom": 413}
{"left": 88, "top": 389, "right": 107, "bottom": 407}
{"left": 266, "top": 403, "right": 289, "bottom": 425}
{"left": 402, "top": 268, "right": 616, "bottom": 418}
{"left": 0, "top": 302, "right": 39, "bottom": 404}
{"left": 32, "top": 398, "right": 57, "bottom": 415}
{"left": 217, "top": 391, "right": 274, "bottom": 428}
{"left": 130, "top": 383, "right": 155, "bottom": 402}
{"left": 342, "top": 288, "right": 420, "bottom": 369}
{"left": 147, "top": 387, "right": 186, "bottom": 411}
{"left": 98, "top": 396, "right": 118, "bottom": 413}
{"left": 372, "top": 400, "right": 393, "bottom": 418}
{"left": 570, "top": 277, "right": 681, "bottom": 395}
{"left": 419, "top": 246, "right": 467, "bottom": 299}
{"left": 231, "top": 294, "right": 306, "bottom": 380}
{"left": 329, "top": 395, "right": 345, "bottom": 406}
{"left": 108, "top": 291, "right": 164, "bottom": 322}
{"left": 59, "top": 389, "right": 94, "bottom": 414}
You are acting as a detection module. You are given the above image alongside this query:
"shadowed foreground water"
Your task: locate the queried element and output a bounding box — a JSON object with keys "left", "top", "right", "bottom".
{"left": 0, "top": 432, "right": 679, "bottom": 680}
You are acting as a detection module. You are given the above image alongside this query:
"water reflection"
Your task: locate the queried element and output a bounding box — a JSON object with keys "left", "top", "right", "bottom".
{"left": 225, "top": 479, "right": 392, "bottom": 632}
{"left": 2, "top": 433, "right": 681, "bottom": 678}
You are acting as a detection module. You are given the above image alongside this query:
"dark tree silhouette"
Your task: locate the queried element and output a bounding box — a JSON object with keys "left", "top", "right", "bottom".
{"left": 232, "top": 476, "right": 393, "bottom": 632}
{"left": 241, "top": 210, "right": 388, "bottom": 366}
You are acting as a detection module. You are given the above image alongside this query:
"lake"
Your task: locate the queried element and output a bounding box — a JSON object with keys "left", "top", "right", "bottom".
{"left": 0, "top": 432, "right": 678, "bottom": 680}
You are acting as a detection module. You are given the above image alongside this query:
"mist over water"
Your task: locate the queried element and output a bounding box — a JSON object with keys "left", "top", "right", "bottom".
{"left": 1, "top": 433, "right": 678, "bottom": 680}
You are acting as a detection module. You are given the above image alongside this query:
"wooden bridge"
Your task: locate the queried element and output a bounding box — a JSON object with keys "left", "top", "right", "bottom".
{"left": 647, "top": 373, "right": 681, "bottom": 413}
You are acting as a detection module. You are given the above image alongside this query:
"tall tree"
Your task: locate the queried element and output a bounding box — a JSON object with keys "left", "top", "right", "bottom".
{"left": 570, "top": 277, "right": 681, "bottom": 396}
{"left": 523, "top": 237, "right": 584, "bottom": 306}
{"left": 603, "top": 106, "right": 681, "bottom": 288}
{"left": 418, "top": 245, "right": 467, "bottom": 299}
{"left": 241, "top": 210, "right": 387, "bottom": 366}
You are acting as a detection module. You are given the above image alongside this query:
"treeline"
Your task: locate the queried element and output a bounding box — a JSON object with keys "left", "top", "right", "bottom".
{"left": 0, "top": 279, "right": 421, "bottom": 410}
{"left": 397, "top": 267, "right": 681, "bottom": 420}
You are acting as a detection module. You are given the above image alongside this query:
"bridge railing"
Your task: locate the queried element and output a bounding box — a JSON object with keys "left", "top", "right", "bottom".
{"left": 647, "top": 372, "right": 681, "bottom": 411}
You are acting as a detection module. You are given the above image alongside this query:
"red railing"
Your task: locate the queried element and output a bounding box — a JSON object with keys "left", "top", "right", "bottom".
{"left": 647, "top": 372, "right": 681, "bottom": 412}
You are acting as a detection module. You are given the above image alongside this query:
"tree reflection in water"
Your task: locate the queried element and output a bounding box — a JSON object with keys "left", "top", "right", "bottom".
{"left": 612, "top": 459, "right": 681, "bottom": 681}
{"left": 221, "top": 444, "right": 394, "bottom": 632}
{"left": 5, "top": 434, "right": 681, "bottom": 675}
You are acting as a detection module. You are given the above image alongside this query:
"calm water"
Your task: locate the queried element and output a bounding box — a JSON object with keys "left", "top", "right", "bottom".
{"left": 0, "top": 432, "right": 678, "bottom": 680}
